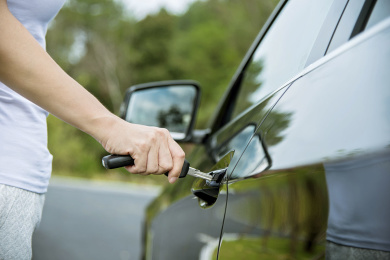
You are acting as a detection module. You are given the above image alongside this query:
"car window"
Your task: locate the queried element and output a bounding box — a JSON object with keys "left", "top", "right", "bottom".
{"left": 365, "top": 0, "right": 390, "bottom": 31}
{"left": 230, "top": 0, "right": 333, "bottom": 120}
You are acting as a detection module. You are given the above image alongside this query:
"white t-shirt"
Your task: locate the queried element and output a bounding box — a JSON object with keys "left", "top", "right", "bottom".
{"left": 0, "top": 0, "right": 65, "bottom": 193}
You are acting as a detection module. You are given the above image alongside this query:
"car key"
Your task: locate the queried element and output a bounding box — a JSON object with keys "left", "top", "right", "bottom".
{"left": 102, "top": 154, "right": 213, "bottom": 181}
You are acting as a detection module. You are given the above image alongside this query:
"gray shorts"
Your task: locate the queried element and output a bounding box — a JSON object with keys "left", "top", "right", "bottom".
{"left": 0, "top": 184, "right": 45, "bottom": 260}
{"left": 326, "top": 241, "right": 390, "bottom": 260}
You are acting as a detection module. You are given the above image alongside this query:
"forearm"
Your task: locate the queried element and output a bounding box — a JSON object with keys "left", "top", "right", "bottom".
{"left": 0, "top": 2, "right": 113, "bottom": 142}
{"left": 0, "top": 1, "right": 185, "bottom": 181}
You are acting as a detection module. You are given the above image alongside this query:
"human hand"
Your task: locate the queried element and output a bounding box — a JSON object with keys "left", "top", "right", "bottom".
{"left": 98, "top": 117, "right": 185, "bottom": 184}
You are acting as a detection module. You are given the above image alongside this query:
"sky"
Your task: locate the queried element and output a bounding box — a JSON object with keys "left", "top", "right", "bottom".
{"left": 119, "top": 0, "right": 199, "bottom": 20}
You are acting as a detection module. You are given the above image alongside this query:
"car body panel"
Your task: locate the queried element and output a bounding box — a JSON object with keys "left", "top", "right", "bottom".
{"left": 142, "top": 87, "right": 288, "bottom": 260}
{"left": 141, "top": 0, "right": 390, "bottom": 259}
{"left": 220, "top": 18, "right": 390, "bottom": 259}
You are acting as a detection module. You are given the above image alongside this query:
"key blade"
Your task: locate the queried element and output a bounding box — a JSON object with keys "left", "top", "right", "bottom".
{"left": 187, "top": 167, "right": 213, "bottom": 181}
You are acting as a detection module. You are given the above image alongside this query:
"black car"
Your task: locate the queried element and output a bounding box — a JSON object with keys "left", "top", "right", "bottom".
{"left": 119, "top": 0, "right": 390, "bottom": 259}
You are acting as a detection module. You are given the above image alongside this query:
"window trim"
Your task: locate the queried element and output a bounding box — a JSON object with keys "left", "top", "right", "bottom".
{"left": 350, "top": 0, "right": 377, "bottom": 38}
{"left": 306, "top": 0, "right": 349, "bottom": 66}
{"left": 208, "top": 0, "right": 342, "bottom": 135}
{"left": 325, "top": 0, "right": 379, "bottom": 54}
{"left": 207, "top": 0, "right": 287, "bottom": 134}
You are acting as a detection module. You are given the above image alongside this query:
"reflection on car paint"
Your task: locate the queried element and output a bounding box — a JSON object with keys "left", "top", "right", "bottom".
{"left": 140, "top": 2, "right": 390, "bottom": 259}
{"left": 219, "top": 20, "right": 390, "bottom": 259}
{"left": 221, "top": 164, "right": 328, "bottom": 259}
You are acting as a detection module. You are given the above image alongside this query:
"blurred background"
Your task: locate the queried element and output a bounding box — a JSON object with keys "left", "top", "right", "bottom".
{"left": 46, "top": 0, "right": 278, "bottom": 185}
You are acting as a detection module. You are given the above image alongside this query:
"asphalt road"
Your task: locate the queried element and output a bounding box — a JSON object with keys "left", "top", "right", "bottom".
{"left": 32, "top": 177, "right": 160, "bottom": 260}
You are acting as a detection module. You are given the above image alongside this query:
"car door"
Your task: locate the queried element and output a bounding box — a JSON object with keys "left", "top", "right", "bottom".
{"left": 142, "top": 0, "right": 342, "bottom": 259}
{"left": 188, "top": 0, "right": 342, "bottom": 258}
{"left": 218, "top": 1, "right": 390, "bottom": 259}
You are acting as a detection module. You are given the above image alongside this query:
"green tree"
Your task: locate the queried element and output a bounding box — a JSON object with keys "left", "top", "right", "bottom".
{"left": 47, "top": 0, "right": 135, "bottom": 112}
{"left": 129, "top": 9, "right": 177, "bottom": 83}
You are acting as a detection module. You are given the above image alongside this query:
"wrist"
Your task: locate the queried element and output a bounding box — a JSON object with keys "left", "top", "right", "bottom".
{"left": 84, "top": 114, "right": 123, "bottom": 147}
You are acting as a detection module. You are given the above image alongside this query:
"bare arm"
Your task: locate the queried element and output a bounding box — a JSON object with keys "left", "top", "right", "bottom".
{"left": 0, "top": 1, "right": 184, "bottom": 183}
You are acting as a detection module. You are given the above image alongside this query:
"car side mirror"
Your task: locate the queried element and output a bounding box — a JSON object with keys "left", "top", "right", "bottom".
{"left": 119, "top": 80, "right": 201, "bottom": 142}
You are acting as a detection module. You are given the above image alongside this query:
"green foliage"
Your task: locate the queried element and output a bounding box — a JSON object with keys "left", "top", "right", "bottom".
{"left": 129, "top": 9, "right": 177, "bottom": 83}
{"left": 46, "top": 0, "right": 278, "bottom": 179}
{"left": 47, "top": 115, "right": 104, "bottom": 177}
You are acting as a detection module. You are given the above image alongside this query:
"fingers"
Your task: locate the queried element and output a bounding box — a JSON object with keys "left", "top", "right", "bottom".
{"left": 166, "top": 137, "right": 185, "bottom": 184}
{"left": 157, "top": 129, "right": 174, "bottom": 174}
{"left": 118, "top": 126, "right": 183, "bottom": 183}
{"left": 146, "top": 135, "right": 160, "bottom": 174}
{"left": 126, "top": 140, "right": 148, "bottom": 175}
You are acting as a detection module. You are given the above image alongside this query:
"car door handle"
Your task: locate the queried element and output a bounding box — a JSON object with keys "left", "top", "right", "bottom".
{"left": 191, "top": 151, "right": 234, "bottom": 208}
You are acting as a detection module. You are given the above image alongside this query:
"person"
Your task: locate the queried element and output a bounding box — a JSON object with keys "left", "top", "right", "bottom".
{"left": 0, "top": 0, "right": 185, "bottom": 259}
